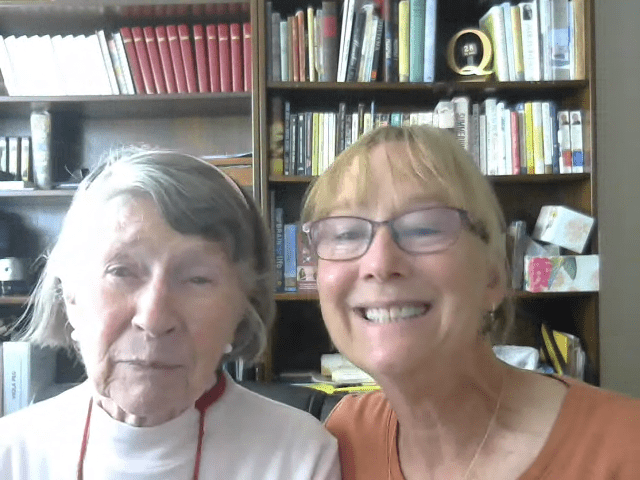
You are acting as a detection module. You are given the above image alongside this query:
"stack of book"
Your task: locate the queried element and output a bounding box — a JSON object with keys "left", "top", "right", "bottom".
{"left": 0, "top": 21, "right": 252, "bottom": 96}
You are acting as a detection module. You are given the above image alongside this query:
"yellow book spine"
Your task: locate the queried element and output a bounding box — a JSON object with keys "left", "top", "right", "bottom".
{"left": 511, "top": 6, "right": 525, "bottom": 80}
{"left": 532, "top": 101, "right": 545, "bottom": 174}
{"left": 398, "top": 0, "right": 409, "bottom": 82}
{"left": 524, "top": 102, "right": 535, "bottom": 174}
{"left": 307, "top": 7, "right": 316, "bottom": 82}
{"left": 572, "top": 0, "right": 586, "bottom": 80}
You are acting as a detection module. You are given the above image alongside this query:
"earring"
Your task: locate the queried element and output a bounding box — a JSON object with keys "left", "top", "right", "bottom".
{"left": 223, "top": 343, "right": 233, "bottom": 354}
{"left": 70, "top": 330, "right": 79, "bottom": 342}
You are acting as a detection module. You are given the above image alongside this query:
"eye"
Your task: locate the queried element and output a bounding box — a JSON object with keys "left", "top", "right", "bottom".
{"left": 404, "top": 226, "right": 442, "bottom": 237}
{"left": 333, "top": 229, "right": 366, "bottom": 241}
{"left": 105, "top": 265, "right": 136, "bottom": 278}
{"left": 188, "top": 276, "right": 212, "bottom": 285}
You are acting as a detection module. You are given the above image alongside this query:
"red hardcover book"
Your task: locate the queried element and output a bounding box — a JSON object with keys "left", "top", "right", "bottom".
{"left": 119, "top": 27, "right": 146, "bottom": 94}
{"left": 242, "top": 22, "right": 252, "bottom": 91}
{"left": 295, "top": 10, "right": 306, "bottom": 82}
{"left": 217, "top": 23, "right": 232, "bottom": 93}
{"left": 154, "top": 25, "right": 177, "bottom": 93}
{"left": 143, "top": 26, "right": 167, "bottom": 93}
{"left": 229, "top": 23, "right": 244, "bottom": 93}
{"left": 131, "top": 26, "right": 157, "bottom": 94}
{"left": 166, "top": 25, "right": 188, "bottom": 93}
{"left": 177, "top": 24, "right": 198, "bottom": 93}
{"left": 192, "top": 24, "right": 210, "bottom": 92}
{"left": 290, "top": 16, "right": 300, "bottom": 82}
{"left": 206, "top": 24, "right": 221, "bottom": 92}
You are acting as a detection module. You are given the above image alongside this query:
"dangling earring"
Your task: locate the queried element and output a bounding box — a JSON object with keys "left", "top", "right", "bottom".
{"left": 223, "top": 343, "right": 233, "bottom": 354}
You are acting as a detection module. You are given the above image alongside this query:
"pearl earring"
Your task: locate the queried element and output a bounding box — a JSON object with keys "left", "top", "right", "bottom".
{"left": 224, "top": 343, "right": 233, "bottom": 354}
{"left": 70, "top": 330, "right": 79, "bottom": 342}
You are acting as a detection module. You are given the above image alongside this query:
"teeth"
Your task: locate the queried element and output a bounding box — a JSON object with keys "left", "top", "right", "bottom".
{"left": 363, "top": 305, "right": 428, "bottom": 324}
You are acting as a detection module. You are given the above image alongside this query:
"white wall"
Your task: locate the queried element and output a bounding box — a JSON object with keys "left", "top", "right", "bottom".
{"left": 596, "top": 0, "right": 640, "bottom": 396}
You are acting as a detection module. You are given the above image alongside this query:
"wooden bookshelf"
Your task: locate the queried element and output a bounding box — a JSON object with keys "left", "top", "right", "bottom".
{"left": 258, "top": 0, "right": 598, "bottom": 382}
{"left": 1, "top": 0, "right": 599, "bottom": 384}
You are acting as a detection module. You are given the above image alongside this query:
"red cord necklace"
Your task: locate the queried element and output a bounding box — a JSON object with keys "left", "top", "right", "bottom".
{"left": 77, "top": 374, "right": 227, "bottom": 480}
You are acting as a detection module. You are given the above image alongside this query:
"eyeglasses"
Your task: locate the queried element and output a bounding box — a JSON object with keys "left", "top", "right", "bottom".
{"left": 302, "top": 207, "right": 489, "bottom": 261}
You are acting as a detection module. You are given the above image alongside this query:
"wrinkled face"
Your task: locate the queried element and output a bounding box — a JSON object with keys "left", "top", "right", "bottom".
{"left": 316, "top": 143, "right": 504, "bottom": 379}
{"left": 64, "top": 195, "right": 246, "bottom": 418}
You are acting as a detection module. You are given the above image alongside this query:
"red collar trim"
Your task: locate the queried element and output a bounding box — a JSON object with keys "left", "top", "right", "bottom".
{"left": 194, "top": 372, "right": 227, "bottom": 414}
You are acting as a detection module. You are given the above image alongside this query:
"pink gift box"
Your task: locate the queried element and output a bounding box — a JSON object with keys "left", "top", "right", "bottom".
{"left": 524, "top": 255, "right": 599, "bottom": 293}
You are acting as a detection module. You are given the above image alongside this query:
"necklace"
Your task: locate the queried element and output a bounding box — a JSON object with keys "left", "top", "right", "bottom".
{"left": 461, "top": 373, "right": 505, "bottom": 480}
{"left": 77, "top": 374, "right": 227, "bottom": 480}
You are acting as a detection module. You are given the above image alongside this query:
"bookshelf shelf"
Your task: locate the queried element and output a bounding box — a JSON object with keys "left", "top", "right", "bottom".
{"left": 0, "top": 93, "right": 252, "bottom": 119}
{"left": 0, "top": 189, "right": 76, "bottom": 198}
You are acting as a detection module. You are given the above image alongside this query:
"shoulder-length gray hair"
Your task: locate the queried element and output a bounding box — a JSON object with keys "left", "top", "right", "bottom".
{"left": 15, "top": 148, "right": 274, "bottom": 365}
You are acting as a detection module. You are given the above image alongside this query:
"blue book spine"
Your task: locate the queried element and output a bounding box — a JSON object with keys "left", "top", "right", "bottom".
{"left": 274, "top": 207, "right": 285, "bottom": 292}
{"left": 422, "top": 0, "right": 437, "bottom": 82}
{"left": 283, "top": 223, "right": 298, "bottom": 292}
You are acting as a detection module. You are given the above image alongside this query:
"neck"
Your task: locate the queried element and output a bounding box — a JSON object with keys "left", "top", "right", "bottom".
{"left": 378, "top": 340, "right": 508, "bottom": 479}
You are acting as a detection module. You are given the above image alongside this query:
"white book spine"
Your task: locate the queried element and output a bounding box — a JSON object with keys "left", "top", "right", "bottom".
{"left": 452, "top": 97, "right": 470, "bottom": 150}
{"left": 542, "top": 101, "right": 554, "bottom": 173}
{"left": 0, "top": 36, "right": 17, "bottom": 95}
{"left": 479, "top": 113, "right": 487, "bottom": 175}
{"left": 495, "top": 101, "right": 506, "bottom": 175}
{"left": 307, "top": 7, "right": 317, "bottom": 82}
{"left": 532, "top": 101, "right": 545, "bottom": 174}
{"left": 107, "top": 36, "right": 127, "bottom": 95}
{"left": 7, "top": 136, "right": 19, "bottom": 180}
{"left": 570, "top": 110, "right": 584, "bottom": 173}
{"left": 338, "top": 0, "right": 355, "bottom": 82}
{"left": 519, "top": 1, "right": 542, "bottom": 81}
{"left": 113, "top": 32, "right": 135, "bottom": 95}
{"left": 2, "top": 342, "right": 28, "bottom": 415}
{"left": 96, "top": 30, "right": 120, "bottom": 95}
{"left": 480, "top": 6, "right": 509, "bottom": 82}
{"left": 558, "top": 110, "right": 572, "bottom": 174}
{"left": 551, "top": 0, "right": 571, "bottom": 80}
{"left": 484, "top": 98, "right": 498, "bottom": 176}
{"left": 538, "top": 0, "right": 553, "bottom": 81}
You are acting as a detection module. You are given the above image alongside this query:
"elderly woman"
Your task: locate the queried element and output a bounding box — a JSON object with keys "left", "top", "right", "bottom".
{"left": 301, "top": 125, "right": 640, "bottom": 479}
{"left": 0, "top": 149, "right": 339, "bottom": 479}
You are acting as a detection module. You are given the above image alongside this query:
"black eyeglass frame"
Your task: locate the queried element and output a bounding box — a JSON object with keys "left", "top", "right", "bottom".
{"left": 302, "top": 207, "right": 490, "bottom": 261}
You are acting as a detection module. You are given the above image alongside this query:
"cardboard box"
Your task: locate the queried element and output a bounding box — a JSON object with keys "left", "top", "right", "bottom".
{"left": 524, "top": 255, "right": 599, "bottom": 292}
{"left": 532, "top": 205, "right": 595, "bottom": 253}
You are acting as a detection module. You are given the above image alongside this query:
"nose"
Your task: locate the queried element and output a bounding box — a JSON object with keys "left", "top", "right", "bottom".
{"left": 132, "top": 274, "right": 180, "bottom": 337}
{"left": 359, "top": 226, "right": 411, "bottom": 281}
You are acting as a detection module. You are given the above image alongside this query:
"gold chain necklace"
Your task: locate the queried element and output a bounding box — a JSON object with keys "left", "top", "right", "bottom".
{"left": 461, "top": 374, "right": 505, "bottom": 480}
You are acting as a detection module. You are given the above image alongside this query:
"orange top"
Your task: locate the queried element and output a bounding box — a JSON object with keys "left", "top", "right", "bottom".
{"left": 325, "top": 377, "right": 640, "bottom": 479}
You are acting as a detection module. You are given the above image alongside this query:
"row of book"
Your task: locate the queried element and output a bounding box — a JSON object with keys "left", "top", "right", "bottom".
{"left": 480, "top": 0, "right": 586, "bottom": 83}
{"left": 0, "top": 22, "right": 252, "bottom": 96}
{"left": 266, "top": 0, "right": 438, "bottom": 83}
{"left": 1, "top": 341, "right": 57, "bottom": 417}
{"left": 268, "top": 96, "right": 587, "bottom": 178}
{"left": 0, "top": 137, "right": 32, "bottom": 188}
{"left": 270, "top": 197, "right": 318, "bottom": 294}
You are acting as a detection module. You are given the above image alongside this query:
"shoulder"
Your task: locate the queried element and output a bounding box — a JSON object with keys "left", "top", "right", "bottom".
{"left": 0, "top": 383, "right": 88, "bottom": 477}
{"left": 529, "top": 379, "right": 640, "bottom": 478}
{"left": 215, "top": 379, "right": 337, "bottom": 446}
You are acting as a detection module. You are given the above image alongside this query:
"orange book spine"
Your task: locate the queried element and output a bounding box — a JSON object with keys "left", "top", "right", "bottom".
{"left": 193, "top": 24, "right": 210, "bottom": 92}
{"left": 155, "top": 25, "right": 177, "bottom": 93}
{"left": 177, "top": 24, "right": 198, "bottom": 93}
{"left": 229, "top": 23, "right": 244, "bottom": 92}
{"left": 206, "top": 24, "right": 221, "bottom": 92}
{"left": 166, "top": 25, "right": 188, "bottom": 93}
{"left": 119, "top": 27, "right": 146, "bottom": 94}
{"left": 143, "top": 26, "right": 167, "bottom": 93}
{"left": 242, "top": 22, "right": 252, "bottom": 91}
{"left": 218, "top": 23, "right": 232, "bottom": 92}
{"left": 131, "top": 26, "right": 157, "bottom": 94}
